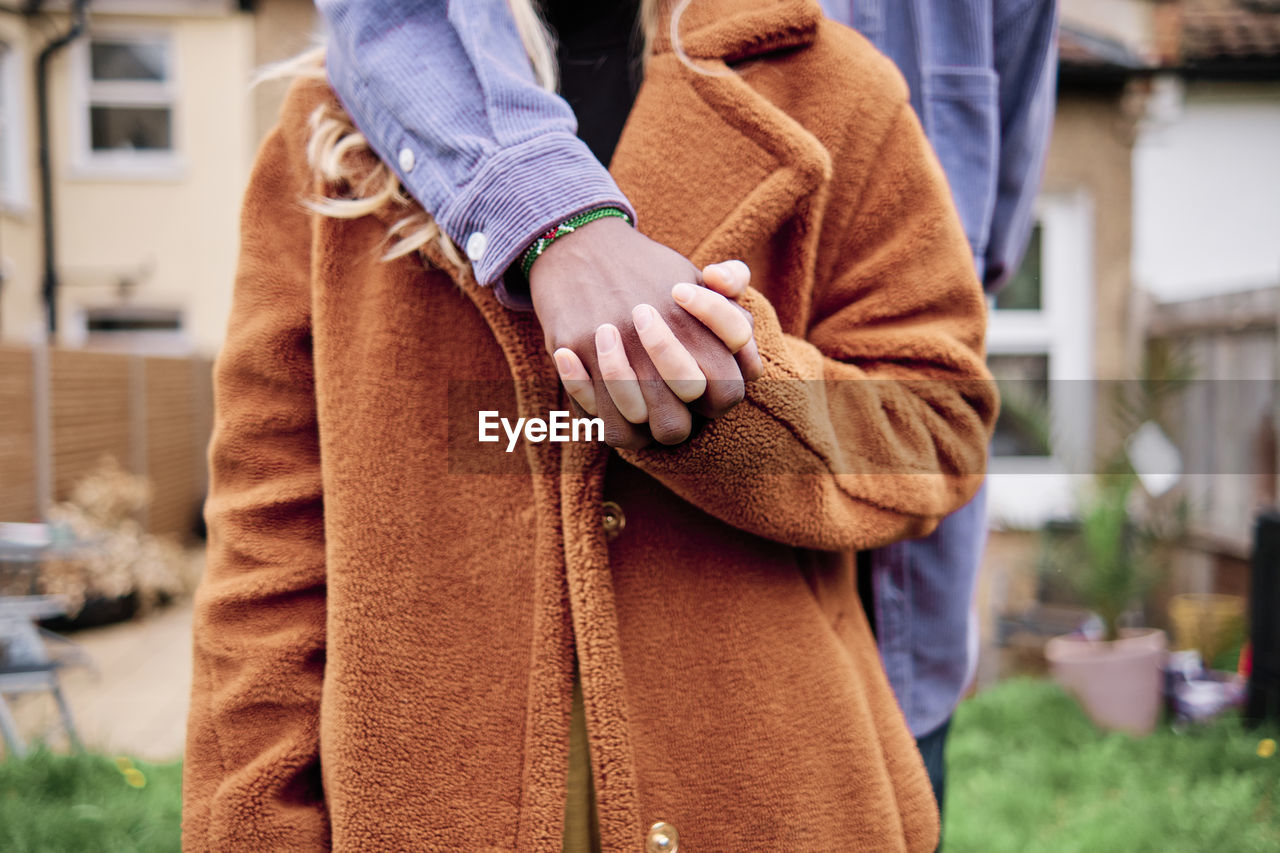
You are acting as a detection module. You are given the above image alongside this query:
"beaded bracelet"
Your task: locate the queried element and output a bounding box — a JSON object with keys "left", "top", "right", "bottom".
{"left": 520, "top": 206, "right": 633, "bottom": 280}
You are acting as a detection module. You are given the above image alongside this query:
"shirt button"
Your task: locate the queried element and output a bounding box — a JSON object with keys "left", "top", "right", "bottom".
{"left": 602, "top": 501, "right": 625, "bottom": 541}
{"left": 398, "top": 147, "right": 415, "bottom": 173}
{"left": 465, "top": 231, "right": 488, "bottom": 262}
{"left": 646, "top": 821, "right": 679, "bottom": 853}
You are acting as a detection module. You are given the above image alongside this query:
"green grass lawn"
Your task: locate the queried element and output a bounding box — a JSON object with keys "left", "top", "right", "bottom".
{"left": 945, "top": 679, "right": 1280, "bottom": 852}
{"left": 1, "top": 679, "right": 1277, "bottom": 851}
{"left": 0, "top": 750, "right": 182, "bottom": 852}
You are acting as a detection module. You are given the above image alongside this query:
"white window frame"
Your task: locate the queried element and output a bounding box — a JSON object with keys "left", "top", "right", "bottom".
{"left": 985, "top": 189, "right": 1096, "bottom": 529}
{"left": 0, "top": 38, "right": 32, "bottom": 212}
{"left": 66, "top": 302, "right": 191, "bottom": 355}
{"left": 69, "top": 26, "right": 184, "bottom": 180}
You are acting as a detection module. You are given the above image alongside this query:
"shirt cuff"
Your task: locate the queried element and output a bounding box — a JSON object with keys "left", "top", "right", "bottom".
{"left": 432, "top": 132, "right": 637, "bottom": 295}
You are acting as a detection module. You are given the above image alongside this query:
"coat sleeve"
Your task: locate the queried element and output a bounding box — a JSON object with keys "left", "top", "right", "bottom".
{"left": 617, "top": 100, "right": 999, "bottom": 552}
{"left": 181, "top": 112, "right": 330, "bottom": 850}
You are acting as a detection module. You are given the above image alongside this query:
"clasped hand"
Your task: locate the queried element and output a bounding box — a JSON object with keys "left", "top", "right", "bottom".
{"left": 528, "top": 216, "right": 762, "bottom": 449}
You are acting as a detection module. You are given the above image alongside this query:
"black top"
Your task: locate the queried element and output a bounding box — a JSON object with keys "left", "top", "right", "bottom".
{"left": 541, "top": 0, "right": 643, "bottom": 167}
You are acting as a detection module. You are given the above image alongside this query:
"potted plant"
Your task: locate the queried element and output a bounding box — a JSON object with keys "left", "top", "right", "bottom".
{"left": 34, "top": 455, "right": 201, "bottom": 629}
{"left": 1041, "top": 342, "right": 1194, "bottom": 735}
{"left": 1043, "top": 474, "right": 1169, "bottom": 735}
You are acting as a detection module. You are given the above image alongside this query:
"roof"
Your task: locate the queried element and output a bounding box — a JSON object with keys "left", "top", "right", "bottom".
{"left": 1058, "top": 0, "right": 1280, "bottom": 84}
{"left": 1181, "top": 0, "right": 1280, "bottom": 64}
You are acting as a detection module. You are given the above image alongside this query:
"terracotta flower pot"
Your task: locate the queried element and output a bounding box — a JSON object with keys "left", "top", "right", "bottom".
{"left": 1044, "top": 627, "right": 1168, "bottom": 735}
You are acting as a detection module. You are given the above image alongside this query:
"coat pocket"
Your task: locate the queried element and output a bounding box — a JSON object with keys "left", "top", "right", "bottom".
{"left": 920, "top": 66, "right": 999, "bottom": 258}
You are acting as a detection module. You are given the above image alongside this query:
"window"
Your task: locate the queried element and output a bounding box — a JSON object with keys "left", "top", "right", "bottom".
{"left": 70, "top": 305, "right": 190, "bottom": 354}
{"left": 989, "top": 352, "right": 1051, "bottom": 458}
{"left": 0, "top": 39, "right": 29, "bottom": 209}
{"left": 73, "top": 32, "right": 180, "bottom": 176}
{"left": 995, "top": 224, "right": 1043, "bottom": 312}
{"left": 985, "top": 191, "right": 1095, "bottom": 528}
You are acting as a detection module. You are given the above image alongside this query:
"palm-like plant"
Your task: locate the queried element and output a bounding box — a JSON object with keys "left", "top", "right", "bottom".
{"left": 1040, "top": 341, "right": 1195, "bottom": 642}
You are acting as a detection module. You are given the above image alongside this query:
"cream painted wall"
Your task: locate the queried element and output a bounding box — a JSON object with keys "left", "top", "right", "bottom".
{"left": 45, "top": 11, "right": 256, "bottom": 357}
{"left": 253, "top": 0, "right": 322, "bottom": 144}
{"left": 0, "top": 17, "right": 45, "bottom": 346}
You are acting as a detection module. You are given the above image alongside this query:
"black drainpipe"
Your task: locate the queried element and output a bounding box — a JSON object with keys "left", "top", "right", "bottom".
{"left": 36, "top": 0, "right": 89, "bottom": 339}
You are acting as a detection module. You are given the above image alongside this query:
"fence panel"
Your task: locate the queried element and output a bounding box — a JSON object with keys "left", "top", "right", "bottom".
{"left": 50, "top": 350, "right": 133, "bottom": 506}
{"left": 1151, "top": 287, "right": 1278, "bottom": 556}
{"left": 0, "top": 347, "right": 37, "bottom": 523}
{"left": 0, "top": 345, "right": 214, "bottom": 541}
{"left": 146, "top": 356, "right": 211, "bottom": 537}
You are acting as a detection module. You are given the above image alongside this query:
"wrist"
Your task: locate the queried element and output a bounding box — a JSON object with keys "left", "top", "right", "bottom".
{"left": 526, "top": 215, "right": 636, "bottom": 304}
{"left": 520, "top": 206, "right": 633, "bottom": 280}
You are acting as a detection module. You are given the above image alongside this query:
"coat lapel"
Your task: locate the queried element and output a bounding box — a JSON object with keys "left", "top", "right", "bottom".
{"left": 609, "top": 0, "right": 833, "bottom": 328}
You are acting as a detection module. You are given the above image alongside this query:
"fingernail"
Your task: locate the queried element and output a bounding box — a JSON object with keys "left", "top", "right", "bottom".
{"left": 596, "top": 324, "right": 619, "bottom": 354}
{"left": 553, "top": 348, "right": 575, "bottom": 376}
{"left": 672, "top": 282, "right": 696, "bottom": 304}
{"left": 728, "top": 260, "right": 748, "bottom": 286}
{"left": 633, "top": 304, "right": 654, "bottom": 332}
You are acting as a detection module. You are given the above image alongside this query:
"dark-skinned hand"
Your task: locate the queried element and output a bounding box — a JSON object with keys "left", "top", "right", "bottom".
{"left": 528, "top": 216, "right": 762, "bottom": 449}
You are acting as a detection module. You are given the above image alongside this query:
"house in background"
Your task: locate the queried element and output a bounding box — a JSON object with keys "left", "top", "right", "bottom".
{"left": 1, "top": 0, "right": 1275, "bottom": 547}
{"left": 0, "top": 0, "right": 316, "bottom": 357}
{"left": 987, "top": 0, "right": 1279, "bottom": 531}
{"left": 980, "top": 0, "right": 1280, "bottom": 676}
{"left": 0, "top": 0, "right": 318, "bottom": 532}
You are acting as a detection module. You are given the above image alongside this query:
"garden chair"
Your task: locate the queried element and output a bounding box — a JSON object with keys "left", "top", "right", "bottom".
{"left": 0, "top": 523, "right": 97, "bottom": 758}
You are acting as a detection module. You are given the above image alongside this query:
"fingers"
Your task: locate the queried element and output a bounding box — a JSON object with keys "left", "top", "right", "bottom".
{"left": 700, "top": 261, "right": 762, "bottom": 380}
{"left": 700, "top": 260, "right": 751, "bottom": 299}
{"left": 592, "top": 378, "right": 652, "bottom": 450}
{"left": 551, "top": 270, "right": 760, "bottom": 447}
{"left": 595, "top": 324, "right": 648, "bottom": 425}
{"left": 632, "top": 304, "right": 707, "bottom": 403}
{"left": 619, "top": 315, "right": 694, "bottom": 445}
{"left": 672, "top": 281, "right": 754, "bottom": 354}
{"left": 552, "top": 348, "right": 597, "bottom": 415}
{"left": 735, "top": 336, "right": 764, "bottom": 381}
{"left": 554, "top": 326, "right": 692, "bottom": 447}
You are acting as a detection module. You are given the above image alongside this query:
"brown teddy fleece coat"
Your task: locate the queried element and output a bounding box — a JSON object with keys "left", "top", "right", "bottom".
{"left": 181, "top": 0, "right": 998, "bottom": 850}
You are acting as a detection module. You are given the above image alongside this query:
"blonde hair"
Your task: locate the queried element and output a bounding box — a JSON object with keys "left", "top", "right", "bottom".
{"left": 267, "top": 0, "right": 668, "bottom": 274}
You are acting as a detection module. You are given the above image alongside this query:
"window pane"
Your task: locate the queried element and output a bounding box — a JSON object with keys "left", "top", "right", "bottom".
{"left": 91, "top": 40, "right": 167, "bottom": 82}
{"left": 86, "top": 307, "right": 182, "bottom": 332}
{"left": 90, "top": 106, "right": 172, "bottom": 151}
{"left": 989, "top": 353, "right": 1052, "bottom": 457}
{"left": 995, "top": 223, "right": 1042, "bottom": 311}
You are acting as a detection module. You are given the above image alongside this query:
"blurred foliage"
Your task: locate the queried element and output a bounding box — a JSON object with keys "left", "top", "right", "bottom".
{"left": 38, "top": 455, "right": 201, "bottom": 617}
{"left": 946, "top": 679, "right": 1280, "bottom": 853}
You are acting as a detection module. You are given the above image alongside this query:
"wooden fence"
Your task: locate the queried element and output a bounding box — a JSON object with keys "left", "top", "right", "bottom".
{"left": 0, "top": 344, "right": 214, "bottom": 540}
{"left": 1148, "top": 285, "right": 1279, "bottom": 559}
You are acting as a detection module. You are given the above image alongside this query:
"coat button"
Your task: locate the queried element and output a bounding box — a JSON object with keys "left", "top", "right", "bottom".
{"left": 602, "top": 501, "right": 625, "bottom": 540}
{"left": 397, "top": 147, "right": 415, "bottom": 173}
{"left": 646, "top": 821, "right": 679, "bottom": 853}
